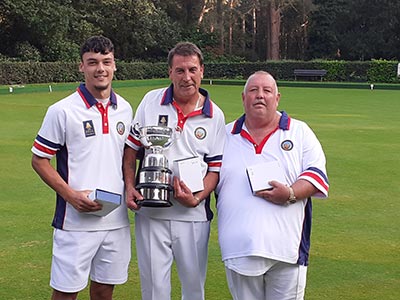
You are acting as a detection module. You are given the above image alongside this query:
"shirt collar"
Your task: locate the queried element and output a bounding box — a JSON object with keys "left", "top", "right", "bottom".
{"left": 161, "top": 84, "right": 213, "bottom": 118}
{"left": 231, "top": 111, "right": 290, "bottom": 134}
{"left": 77, "top": 83, "right": 117, "bottom": 109}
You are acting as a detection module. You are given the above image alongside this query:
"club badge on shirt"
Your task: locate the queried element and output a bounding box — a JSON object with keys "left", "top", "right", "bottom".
{"left": 281, "top": 140, "right": 294, "bottom": 151}
{"left": 158, "top": 115, "right": 168, "bottom": 127}
{"left": 83, "top": 120, "right": 96, "bottom": 137}
{"left": 116, "top": 121, "right": 125, "bottom": 135}
{"left": 194, "top": 127, "right": 206, "bottom": 140}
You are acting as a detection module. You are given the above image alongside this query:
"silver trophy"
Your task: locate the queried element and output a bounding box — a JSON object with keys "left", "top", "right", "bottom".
{"left": 133, "top": 124, "right": 175, "bottom": 207}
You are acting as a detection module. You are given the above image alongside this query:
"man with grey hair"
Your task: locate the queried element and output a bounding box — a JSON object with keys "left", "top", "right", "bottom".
{"left": 216, "top": 71, "right": 329, "bottom": 300}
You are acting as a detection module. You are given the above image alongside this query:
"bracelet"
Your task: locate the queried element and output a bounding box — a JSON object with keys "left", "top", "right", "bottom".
{"left": 287, "top": 186, "right": 297, "bottom": 204}
{"left": 193, "top": 196, "right": 201, "bottom": 207}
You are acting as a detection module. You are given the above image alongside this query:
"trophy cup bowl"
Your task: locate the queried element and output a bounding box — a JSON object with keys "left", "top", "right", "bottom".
{"left": 135, "top": 126, "right": 174, "bottom": 207}
{"left": 138, "top": 126, "right": 173, "bottom": 148}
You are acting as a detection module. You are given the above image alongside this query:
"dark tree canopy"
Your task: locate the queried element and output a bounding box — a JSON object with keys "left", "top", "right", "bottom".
{"left": 0, "top": 0, "right": 399, "bottom": 62}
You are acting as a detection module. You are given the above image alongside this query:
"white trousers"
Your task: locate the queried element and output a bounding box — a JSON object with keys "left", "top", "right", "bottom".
{"left": 225, "top": 259, "right": 307, "bottom": 300}
{"left": 135, "top": 214, "right": 210, "bottom": 300}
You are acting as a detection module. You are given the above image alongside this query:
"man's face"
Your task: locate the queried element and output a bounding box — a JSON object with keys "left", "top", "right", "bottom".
{"left": 242, "top": 73, "right": 280, "bottom": 119}
{"left": 169, "top": 54, "right": 204, "bottom": 102}
{"left": 79, "top": 51, "right": 116, "bottom": 97}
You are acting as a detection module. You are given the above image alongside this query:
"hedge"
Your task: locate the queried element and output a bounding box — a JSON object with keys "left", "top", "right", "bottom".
{"left": 0, "top": 60, "right": 399, "bottom": 85}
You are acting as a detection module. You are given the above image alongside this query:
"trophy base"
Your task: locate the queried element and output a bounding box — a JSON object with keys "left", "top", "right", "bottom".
{"left": 137, "top": 198, "right": 172, "bottom": 207}
{"left": 136, "top": 184, "right": 173, "bottom": 207}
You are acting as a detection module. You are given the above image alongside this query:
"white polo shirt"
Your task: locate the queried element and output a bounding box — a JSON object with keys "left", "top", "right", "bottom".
{"left": 32, "top": 83, "right": 133, "bottom": 231}
{"left": 216, "top": 111, "right": 329, "bottom": 266}
{"left": 125, "top": 85, "right": 226, "bottom": 221}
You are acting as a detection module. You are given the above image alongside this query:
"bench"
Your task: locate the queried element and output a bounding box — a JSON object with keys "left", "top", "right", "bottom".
{"left": 294, "top": 69, "right": 327, "bottom": 81}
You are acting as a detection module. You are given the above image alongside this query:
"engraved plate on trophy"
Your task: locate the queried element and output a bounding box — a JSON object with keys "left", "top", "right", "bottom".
{"left": 133, "top": 124, "right": 174, "bottom": 207}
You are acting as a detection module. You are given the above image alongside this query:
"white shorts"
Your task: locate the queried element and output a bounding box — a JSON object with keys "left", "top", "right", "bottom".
{"left": 135, "top": 214, "right": 210, "bottom": 300}
{"left": 225, "top": 259, "right": 307, "bottom": 300}
{"left": 50, "top": 226, "right": 131, "bottom": 293}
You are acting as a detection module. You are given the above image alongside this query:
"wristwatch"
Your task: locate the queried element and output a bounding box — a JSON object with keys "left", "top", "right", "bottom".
{"left": 193, "top": 196, "right": 201, "bottom": 207}
{"left": 287, "top": 186, "right": 297, "bottom": 204}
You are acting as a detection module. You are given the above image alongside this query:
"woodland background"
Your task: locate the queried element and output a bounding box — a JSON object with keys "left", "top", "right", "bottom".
{"left": 1, "top": 0, "right": 400, "bottom": 63}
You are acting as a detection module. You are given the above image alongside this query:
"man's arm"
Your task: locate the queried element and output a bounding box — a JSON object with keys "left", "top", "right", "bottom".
{"left": 122, "top": 146, "right": 142, "bottom": 210}
{"left": 31, "top": 154, "right": 102, "bottom": 212}
{"left": 256, "top": 179, "right": 319, "bottom": 206}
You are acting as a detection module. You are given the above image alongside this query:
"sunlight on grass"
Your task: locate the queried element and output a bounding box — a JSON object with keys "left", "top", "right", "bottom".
{"left": 1, "top": 81, "right": 399, "bottom": 299}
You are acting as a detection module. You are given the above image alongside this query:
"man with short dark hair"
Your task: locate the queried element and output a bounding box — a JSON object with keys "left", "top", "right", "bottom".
{"left": 31, "top": 36, "right": 133, "bottom": 300}
{"left": 124, "top": 42, "right": 226, "bottom": 300}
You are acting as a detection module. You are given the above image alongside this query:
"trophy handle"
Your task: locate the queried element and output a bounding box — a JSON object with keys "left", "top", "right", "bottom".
{"left": 163, "top": 128, "right": 182, "bottom": 150}
{"left": 132, "top": 123, "right": 153, "bottom": 148}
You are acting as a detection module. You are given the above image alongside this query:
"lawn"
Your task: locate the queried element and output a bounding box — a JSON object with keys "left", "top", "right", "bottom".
{"left": 0, "top": 80, "right": 399, "bottom": 299}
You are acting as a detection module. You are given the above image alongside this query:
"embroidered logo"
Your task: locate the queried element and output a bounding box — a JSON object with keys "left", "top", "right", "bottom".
{"left": 281, "top": 140, "right": 293, "bottom": 151}
{"left": 158, "top": 115, "right": 168, "bottom": 127}
{"left": 194, "top": 127, "right": 207, "bottom": 140}
{"left": 83, "top": 120, "right": 95, "bottom": 137}
{"left": 116, "top": 122, "right": 125, "bottom": 135}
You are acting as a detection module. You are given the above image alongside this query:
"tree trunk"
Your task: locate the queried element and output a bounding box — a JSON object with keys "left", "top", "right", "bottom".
{"left": 242, "top": 17, "right": 246, "bottom": 53}
{"left": 260, "top": 0, "right": 281, "bottom": 60}
{"left": 217, "top": 0, "right": 225, "bottom": 53}
{"left": 198, "top": 0, "right": 212, "bottom": 27}
{"left": 228, "top": 0, "right": 234, "bottom": 54}
{"left": 183, "top": 0, "right": 205, "bottom": 27}
{"left": 269, "top": 3, "right": 281, "bottom": 60}
{"left": 252, "top": 5, "right": 257, "bottom": 56}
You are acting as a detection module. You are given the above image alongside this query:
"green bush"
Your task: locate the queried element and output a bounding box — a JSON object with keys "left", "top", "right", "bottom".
{"left": 319, "top": 60, "right": 347, "bottom": 81}
{"left": 0, "top": 60, "right": 399, "bottom": 85}
{"left": 115, "top": 62, "right": 167, "bottom": 80}
{"left": 15, "top": 42, "right": 42, "bottom": 62}
{"left": 367, "top": 59, "right": 399, "bottom": 83}
{"left": 0, "top": 62, "right": 82, "bottom": 85}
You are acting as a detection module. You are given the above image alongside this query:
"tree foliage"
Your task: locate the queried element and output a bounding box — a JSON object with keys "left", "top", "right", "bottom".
{"left": 0, "top": 0, "right": 399, "bottom": 62}
{"left": 307, "top": 0, "right": 400, "bottom": 61}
